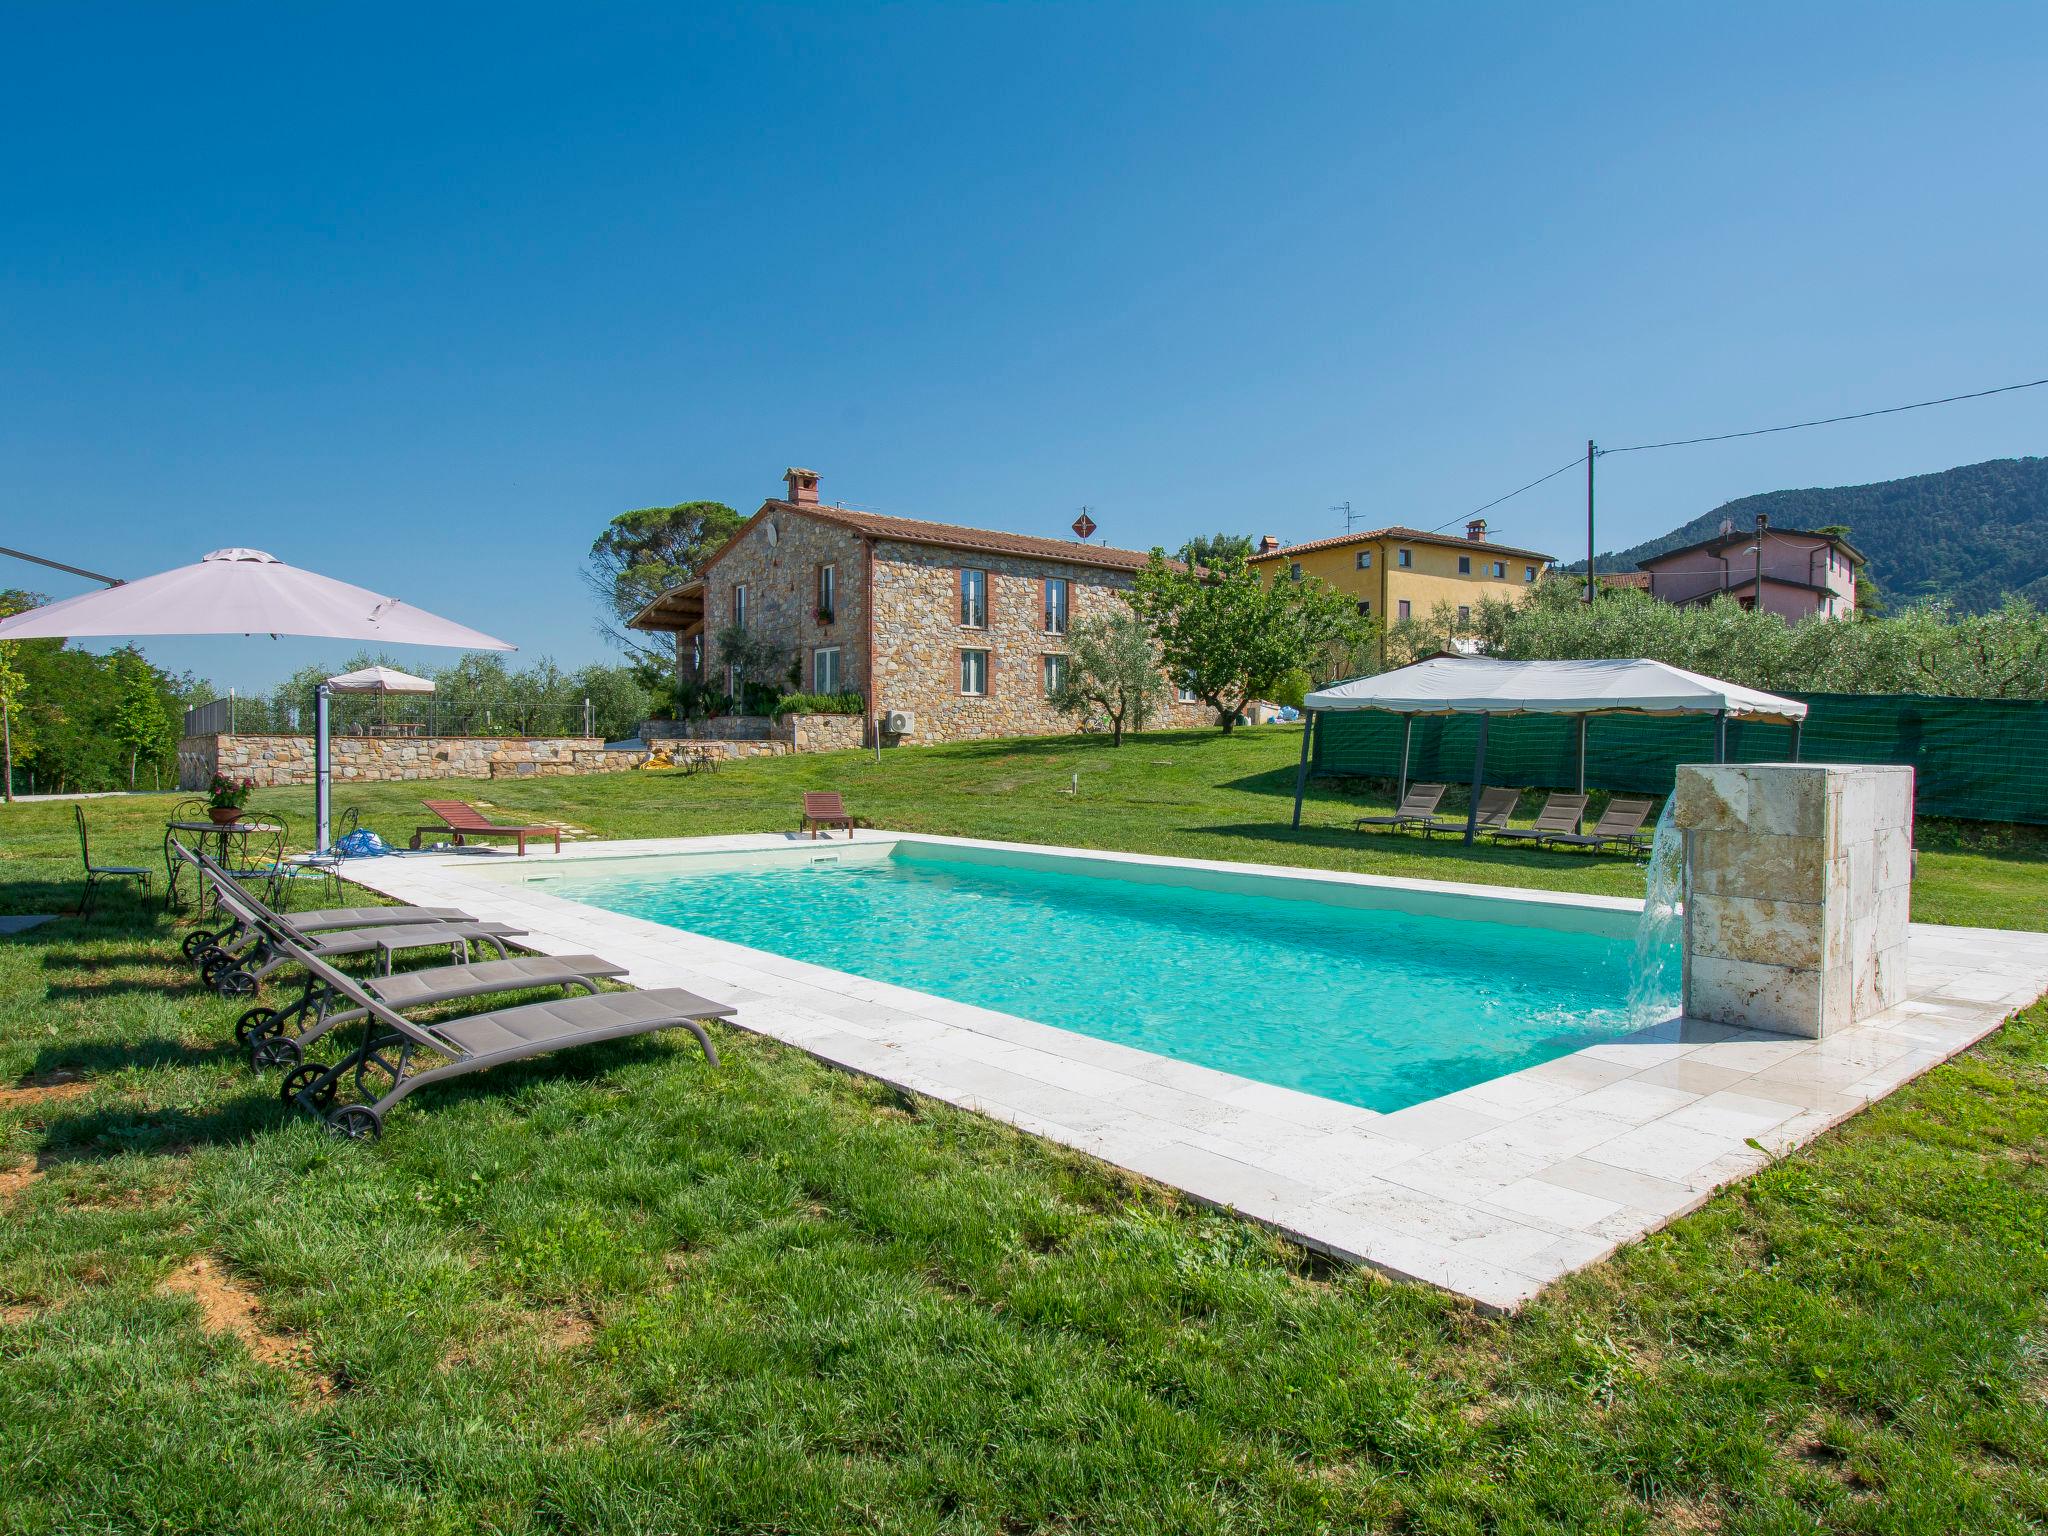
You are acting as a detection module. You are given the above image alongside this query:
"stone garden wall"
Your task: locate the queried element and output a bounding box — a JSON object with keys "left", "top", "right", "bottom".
{"left": 639, "top": 712, "right": 866, "bottom": 753}
{"left": 178, "top": 734, "right": 649, "bottom": 790}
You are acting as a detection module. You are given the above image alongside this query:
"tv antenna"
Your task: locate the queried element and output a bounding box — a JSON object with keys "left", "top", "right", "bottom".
{"left": 1332, "top": 500, "right": 1366, "bottom": 533}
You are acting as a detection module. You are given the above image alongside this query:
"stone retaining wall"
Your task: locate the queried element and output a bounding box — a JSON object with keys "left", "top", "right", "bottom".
{"left": 639, "top": 712, "right": 866, "bottom": 753}
{"left": 178, "top": 734, "right": 650, "bottom": 790}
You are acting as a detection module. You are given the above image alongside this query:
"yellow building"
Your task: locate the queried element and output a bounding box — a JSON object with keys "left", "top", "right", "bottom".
{"left": 1246, "top": 518, "right": 1557, "bottom": 631}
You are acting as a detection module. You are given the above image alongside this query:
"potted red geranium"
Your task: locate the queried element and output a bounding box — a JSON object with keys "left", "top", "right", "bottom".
{"left": 206, "top": 772, "right": 255, "bottom": 825}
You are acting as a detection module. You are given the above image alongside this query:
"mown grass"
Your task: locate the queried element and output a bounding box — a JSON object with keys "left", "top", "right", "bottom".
{"left": 1, "top": 728, "right": 2045, "bottom": 1533}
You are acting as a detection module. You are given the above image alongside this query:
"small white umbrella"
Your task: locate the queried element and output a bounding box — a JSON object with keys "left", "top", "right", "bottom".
{"left": 326, "top": 664, "right": 436, "bottom": 730}
{"left": 0, "top": 548, "right": 514, "bottom": 847}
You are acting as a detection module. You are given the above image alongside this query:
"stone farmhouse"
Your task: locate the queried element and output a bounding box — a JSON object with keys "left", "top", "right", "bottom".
{"left": 629, "top": 469, "right": 1214, "bottom": 745}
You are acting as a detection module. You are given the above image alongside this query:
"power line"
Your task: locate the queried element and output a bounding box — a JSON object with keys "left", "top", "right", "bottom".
{"left": 1425, "top": 372, "right": 2047, "bottom": 537}
{"left": 1601, "top": 375, "right": 2048, "bottom": 455}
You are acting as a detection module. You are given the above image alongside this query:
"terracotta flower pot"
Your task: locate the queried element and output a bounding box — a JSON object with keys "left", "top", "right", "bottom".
{"left": 209, "top": 806, "right": 244, "bottom": 825}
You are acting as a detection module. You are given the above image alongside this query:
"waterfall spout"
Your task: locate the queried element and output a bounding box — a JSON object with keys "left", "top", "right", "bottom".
{"left": 1627, "top": 798, "right": 1684, "bottom": 1023}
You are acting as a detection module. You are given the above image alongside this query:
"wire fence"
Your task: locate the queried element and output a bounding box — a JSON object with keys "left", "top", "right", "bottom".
{"left": 1312, "top": 692, "right": 2048, "bottom": 825}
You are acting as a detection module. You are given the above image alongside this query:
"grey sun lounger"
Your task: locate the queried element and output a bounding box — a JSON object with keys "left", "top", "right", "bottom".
{"left": 1489, "top": 791, "right": 1590, "bottom": 844}
{"left": 1542, "top": 797, "right": 1656, "bottom": 853}
{"left": 172, "top": 840, "right": 474, "bottom": 966}
{"left": 246, "top": 952, "right": 632, "bottom": 1071}
{"left": 191, "top": 853, "right": 524, "bottom": 998}
{"left": 1419, "top": 785, "right": 1520, "bottom": 839}
{"left": 1354, "top": 782, "right": 1447, "bottom": 832}
{"left": 269, "top": 935, "right": 732, "bottom": 1139}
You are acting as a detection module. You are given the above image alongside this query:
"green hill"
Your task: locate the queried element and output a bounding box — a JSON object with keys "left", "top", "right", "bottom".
{"left": 1578, "top": 456, "right": 2048, "bottom": 612}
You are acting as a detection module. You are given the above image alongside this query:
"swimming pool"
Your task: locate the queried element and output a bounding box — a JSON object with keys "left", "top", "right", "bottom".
{"left": 529, "top": 840, "right": 1672, "bottom": 1114}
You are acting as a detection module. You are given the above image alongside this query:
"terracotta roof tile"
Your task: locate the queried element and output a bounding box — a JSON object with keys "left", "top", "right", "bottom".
{"left": 767, "top": 500, "right": 1162, "bottom": 571}
{"left": 1248, "top": 526, "right": 1558, "bottom": 563}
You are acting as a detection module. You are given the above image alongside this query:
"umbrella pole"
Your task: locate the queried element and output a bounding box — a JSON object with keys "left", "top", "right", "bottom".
{"left": 1788, "top": 720, "right": 1802, "bottom": 762}
{"left": 316, "top": 684, "right": 332, "bottom": 853}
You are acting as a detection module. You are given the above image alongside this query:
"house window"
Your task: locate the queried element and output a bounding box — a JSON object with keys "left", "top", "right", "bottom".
{"left": 1397, "top": 599, "right": 1412, "bottom": 619}
{"left": 733, "top": 583, "right": 748, "bottom": 631}
{"left": 1458, "top": 605, "right": 1471, "bottom": 626}
{"left": 1524, "top": 565, "right": 1536, "bottom": 583}
{"left": 960, "top": 568, "right": 987, "bottom": 628}
{"left": 1042, "top": 654, "right": 1067, "bottom": 696}
{"left": 1177, "top": 682, "right": 1197, "bottom": 704}
{"left": 817, "top": 565, "right": 836, "bottom": 621}
{"left": 1355, "top": 550, "right": 1372, "bottom": 570}
{"left": 1458, "top": 555, "right": 1471, "bottom": 574}
{"left": 1490, "top": 561, "right": 1506, "bottom": 578}
{"left": 1397, "top": 549, "right": 1412, "bottom": 568}
{"left": 1288, "top": 562, "right": 1302, "bottom": 581}
{"left": 960, "top": 649, "right": 989, "bottom": 695}
{"left": 814, "top": 646, "right": 842, "bottom": 694}
{"left": 1043, "top": 577, "right": 1069, "bottom": 634}
{"left": 1356, "top": 599, "right": 1371, "bottom": 617}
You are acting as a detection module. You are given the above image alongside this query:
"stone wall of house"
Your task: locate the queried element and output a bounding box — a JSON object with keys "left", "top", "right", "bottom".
{"left": 698, "top": 510, "right": 869, "bottom": 697}
{"left": 867, "top": 541, "right": 1213, "bottom": 742}
{"left": 177, "top": 734, "right": 648, "bottom": 790}
{"left": 640, "top": 711, "right": 868, "bottom": 752}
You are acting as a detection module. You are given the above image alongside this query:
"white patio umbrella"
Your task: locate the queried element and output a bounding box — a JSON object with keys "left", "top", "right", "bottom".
{"left": 325, "top": 664, "right": 436, "bottom": 730}
{"left": 0, "top": 547, "right": 514, "bottom": 847}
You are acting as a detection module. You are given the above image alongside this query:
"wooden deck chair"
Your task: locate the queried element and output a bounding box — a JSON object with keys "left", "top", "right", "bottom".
{"left": 801, "top": 791, "right": 855, "bottom": 839}
{"left": 410, "top": 799, "right": 561, "bottom": 855}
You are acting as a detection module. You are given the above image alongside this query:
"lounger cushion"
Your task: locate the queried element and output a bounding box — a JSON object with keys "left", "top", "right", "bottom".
{"left": 430, "top": 988, "right": 736, "bottom": 1057}
{"left": 367, "top": 954, "right": 625, "bottom": 1009}
{"left": 314, "top": 921, "right": 524, "bottom": 957}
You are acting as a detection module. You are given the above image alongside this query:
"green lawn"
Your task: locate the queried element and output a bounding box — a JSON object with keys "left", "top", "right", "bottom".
{"left": 2, "top": 728, "right": 2047, "bottom": 1533}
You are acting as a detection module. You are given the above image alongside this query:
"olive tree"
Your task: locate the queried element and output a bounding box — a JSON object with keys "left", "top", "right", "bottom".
{"left": 1047, "top": 610, "right": 1165, "bottom": 745}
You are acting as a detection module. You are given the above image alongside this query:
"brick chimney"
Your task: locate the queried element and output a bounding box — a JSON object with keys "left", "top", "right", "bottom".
{"left": 1465, "top": 518, "right": 1488, "bottom": 543}
{"left": 783, "top": 467, "right": 819, "bottom": 506}
{"left": 1258, "top": 535, "right": 1281, "bottom": 554}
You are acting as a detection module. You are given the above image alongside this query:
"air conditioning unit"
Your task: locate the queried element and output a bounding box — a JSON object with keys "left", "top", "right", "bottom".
{"left": 885, "top": 709, "right": 915, "bottom": 735}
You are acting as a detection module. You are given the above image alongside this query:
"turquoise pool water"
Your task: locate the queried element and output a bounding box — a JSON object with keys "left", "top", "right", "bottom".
{"left": 544, "top": 845, "right": 1667, "bottom": 1114}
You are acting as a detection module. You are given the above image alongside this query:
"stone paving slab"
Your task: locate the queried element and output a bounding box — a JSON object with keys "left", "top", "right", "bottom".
{"left": 343, "top": 831, "right": 2048, "bottom": 1312}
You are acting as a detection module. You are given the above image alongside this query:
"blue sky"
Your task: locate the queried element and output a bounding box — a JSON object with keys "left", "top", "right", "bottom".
{"left": 4, "top": 2, "right": 2043, "bottom": 692}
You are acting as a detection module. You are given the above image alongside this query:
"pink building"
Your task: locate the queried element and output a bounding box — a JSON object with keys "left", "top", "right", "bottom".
{"left": 1637, "top": 519, "right": 1863, "bottom": 621}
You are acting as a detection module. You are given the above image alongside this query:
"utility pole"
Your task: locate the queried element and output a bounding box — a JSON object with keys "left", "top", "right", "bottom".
{"left": 1754, "top": 512, "right": 1768, "bottom": 610}
{"left": 1583, "top": 440, "right": 1598, "bottom": 603}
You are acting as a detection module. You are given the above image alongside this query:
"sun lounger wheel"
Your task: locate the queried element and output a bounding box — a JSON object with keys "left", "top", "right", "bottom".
{"left": 280, "top": 1063, "right": 336, "bottom": 1111}
{"left": 327, "top": 1104, "right": 381, "bottom": 1141}
{"left": 214, "top": 969, "right": 259, "bottom": 999}
{"left": 251, "top": 1035, "right": 303, "bottom": 1071}
{"left": 181, "top": 930, "right": 224, "bottom": 961}
{"left": 234, "top": 1007, "right": 279, "bottom": 1046}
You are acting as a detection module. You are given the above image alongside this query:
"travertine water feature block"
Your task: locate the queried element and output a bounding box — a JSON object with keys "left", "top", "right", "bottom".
{"left": 1674, "top": 763, "right": 1914, "bottom": 1038}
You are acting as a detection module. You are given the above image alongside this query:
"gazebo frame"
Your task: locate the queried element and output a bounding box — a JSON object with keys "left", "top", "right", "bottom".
{"left": 1288, "top": 657, "right": 1809, "bottom": 844}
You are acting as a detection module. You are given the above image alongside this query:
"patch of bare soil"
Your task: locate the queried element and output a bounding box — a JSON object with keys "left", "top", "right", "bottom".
{"left": 158, "top": 1255, "right": 332, "bottom": 1394}
{"left": 0, "top": 1161, "right": 39, "bottom": 1202}
{"left": 0, "top": 1071, "right": 91, "bottom": 1111}
{"left": 1649, "top": 1498, "right": 1723, "bottom": 1533}
{"left": 543, "top": 1308, "right": 596, "bottom": 1353}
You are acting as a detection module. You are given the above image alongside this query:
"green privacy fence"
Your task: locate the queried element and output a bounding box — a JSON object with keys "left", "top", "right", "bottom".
{"left": 1310, "top": 693, "right": 2048, "bottom": 825}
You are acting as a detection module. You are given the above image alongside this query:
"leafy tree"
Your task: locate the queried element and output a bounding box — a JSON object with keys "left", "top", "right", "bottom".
{"left": 584, "top": 501, "right": 744, "bottom": 663}
{"left": 1175, "top": 532, "right": 1255, "bottom": 570}
{"left": 712, "top": 624, "right": 794, "bottom": 713}
{"left": 0, "top": 590, "right": 35, "bottom": 801}
{"left": 1047, "top": 611, "right": 1166, "bottom": 745}
{"left": 1130, "top": 554, "right": 1371, "bottom": 733}
{"left": 109, "top": 649, "right": 172, "bottom": 789}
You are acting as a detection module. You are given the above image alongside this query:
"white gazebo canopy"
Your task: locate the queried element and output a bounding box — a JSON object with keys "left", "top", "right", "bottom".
{"left": 1291, "top": 656, "right": 1807, "bottom": 841}
{"left": 1304, "top": 656, "right": 1807, "bottom": 723}
{"left": 325, "top": 665, "right": 436, "bottom": 694}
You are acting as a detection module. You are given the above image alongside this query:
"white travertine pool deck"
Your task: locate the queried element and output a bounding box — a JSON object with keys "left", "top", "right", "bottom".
{"left": 343, "top": 832, "right": 2048, "bottom": 1311}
